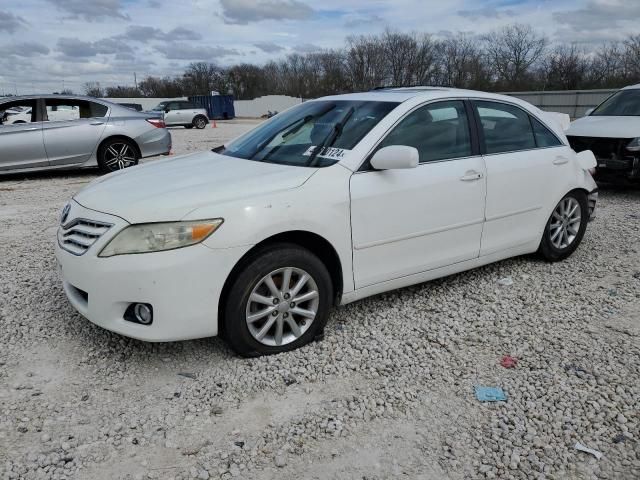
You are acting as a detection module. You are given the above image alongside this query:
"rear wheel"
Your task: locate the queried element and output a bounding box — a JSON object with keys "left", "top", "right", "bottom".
{"left": 193, "top": 116, "right": 208, "bottom": 129}
{"left": 538, "top": 191, "right": 588, "bottom": 262}
{"left": 97, "top": 138, "right": 139, "bottom": 173}
{"left": 223, "top": 244, "right": 333, "bottom": 357}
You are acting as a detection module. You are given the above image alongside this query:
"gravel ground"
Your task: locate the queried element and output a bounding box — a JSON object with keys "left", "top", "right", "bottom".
{"left": 1, "top": 121, "right": 639, "bottom": 480}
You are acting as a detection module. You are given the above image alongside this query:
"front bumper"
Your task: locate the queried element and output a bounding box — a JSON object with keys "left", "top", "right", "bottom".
{"left": 55, "top": 201, "right": 250, "bottom": 342}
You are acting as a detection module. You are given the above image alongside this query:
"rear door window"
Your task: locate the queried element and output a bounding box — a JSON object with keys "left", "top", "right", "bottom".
{"left": 44, "top": 99, "right": 108, "bottom": 121}
{"left": 475, "top": 101, "right": 536, "bottom": 154}
{"left": 530, "top": 116, "right": 562, "bottom": 148}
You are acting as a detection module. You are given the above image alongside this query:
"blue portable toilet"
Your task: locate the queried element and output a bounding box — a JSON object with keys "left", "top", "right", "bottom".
{"left": 188, "top": 95, "right": 235, "bottom": 120}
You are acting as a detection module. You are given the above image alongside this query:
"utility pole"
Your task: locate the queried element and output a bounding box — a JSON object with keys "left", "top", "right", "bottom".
{"left": 134, "top": 72, "right": 138, "bottom": 91}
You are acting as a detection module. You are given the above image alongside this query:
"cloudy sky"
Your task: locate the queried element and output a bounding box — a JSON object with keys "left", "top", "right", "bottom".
{"left": 0, "top": 0, "right": 638, "bottom": 94}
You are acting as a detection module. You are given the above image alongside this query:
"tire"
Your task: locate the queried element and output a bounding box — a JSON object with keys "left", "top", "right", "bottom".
{"left": 538, "top": 190, "right": 588, "bottom": 262}
{"left": 97, "top": 138, "right": 139, "bottom": 173}
{"left": 193, "top": 116, "right": 208, "bottom": 129}
{"left": 223, "top": 243, "right": 333, "bottom": 357}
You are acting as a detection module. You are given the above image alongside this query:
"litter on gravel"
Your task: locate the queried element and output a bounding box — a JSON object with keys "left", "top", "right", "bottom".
{"left": 574, "top": 442, "right": 603, "bottom": 460}
{"left": 474, "top": 386, "right": 508, "bottom": 402}
{"left": 500, "top": 355, "right": 518, "bottom": 368}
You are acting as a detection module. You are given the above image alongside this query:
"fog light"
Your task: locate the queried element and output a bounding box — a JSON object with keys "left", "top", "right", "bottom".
{"left": 124, "top": 303, "right": 153, "bottom": 325}
{"left": 134, "top": 303, "right": 153, "bottom": 324}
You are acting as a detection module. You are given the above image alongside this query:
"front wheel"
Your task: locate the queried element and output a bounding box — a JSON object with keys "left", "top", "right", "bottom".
{"left": 97, "top": 138, "right": 139, "bottom": 173}
{"left": 223, "top": 244, "right": 333, "bottom": 357}
{"left": 538, "top": 191, "right": 588, "bottom": 262}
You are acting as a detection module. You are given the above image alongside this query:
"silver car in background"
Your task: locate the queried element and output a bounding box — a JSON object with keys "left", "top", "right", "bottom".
{"left": 0, "top": 95, "right": 172, "bottom": 175}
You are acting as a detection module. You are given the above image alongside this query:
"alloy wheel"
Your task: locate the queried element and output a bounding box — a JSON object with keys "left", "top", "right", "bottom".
{"left": 104, "top": 143, "right": 137, "bottom": 170}
{"left": 196, "top": 118, "right": 207, "bottom": 129}
{"left": 245, "top": 267, "right": 319, "bottom": 347}
{"left": 550, "top": 197, "right": 582, "bottom": 249}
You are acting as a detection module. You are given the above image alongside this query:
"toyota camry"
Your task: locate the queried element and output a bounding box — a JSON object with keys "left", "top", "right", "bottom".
{"left": 56, "top": 87, "right": 598, "bottom": 356}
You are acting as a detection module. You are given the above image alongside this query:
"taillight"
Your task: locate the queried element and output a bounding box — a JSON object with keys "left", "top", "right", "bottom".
{"left": 146, "top": 118, "right": 165, "bottom": 128}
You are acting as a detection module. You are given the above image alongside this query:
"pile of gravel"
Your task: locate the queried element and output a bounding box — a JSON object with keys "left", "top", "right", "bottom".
{"left": 0, "top": 128, "right": 638, "bottom": 479}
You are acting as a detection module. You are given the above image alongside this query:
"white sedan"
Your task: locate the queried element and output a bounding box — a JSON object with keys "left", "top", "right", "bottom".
{"left": 56, "top": 87, "right": 598, "bottom": 356}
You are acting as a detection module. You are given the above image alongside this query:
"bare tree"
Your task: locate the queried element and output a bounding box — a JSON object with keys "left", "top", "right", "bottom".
{"left": 483, "top": 24, "right": 547, "bottom": 89}
{"left": 587, "top": 43, "right": 624, "bottom": 87}
{"left": 345, "top": 35, "right": 388, "bottom": 90}
{"left": 84, "top": 82, "right": 105, "bottom": 97}
{"left": 382, "top": 30, "right": 418, "bottom": 85}
{"left": 623, "top": 34, "right": 640, "bottom": 80}
{"left": 541, "top": 44, "right": 588, "bottom": 90}
{"left": 438, "top": 34, "right": 490, "bottom": 89}
{"left": 105, "top": 85, "right": 141, "bottom": 98}
{"left": 313, "top": 50, "right": 348, "bottom": 96}
{"left": 182, "top": 62, "right": 226, "bottom": 95}
{"left": 227, "top": 63, "right": 267, "bottom": 99}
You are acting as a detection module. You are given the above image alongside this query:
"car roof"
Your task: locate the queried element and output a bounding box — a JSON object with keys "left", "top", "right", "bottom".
{"left": 0, "top": 94, "right": 123, "bottom": 106}
{"left": 0, "top": 94, "right": 150, "bottom": 116}
{"left": 622, "top": 83, "right": 640, "bottom": 90}
{"left": 316, "top": 86, "right": 532, "bottom": 106}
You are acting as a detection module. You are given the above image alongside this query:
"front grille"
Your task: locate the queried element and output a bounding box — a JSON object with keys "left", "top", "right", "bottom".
{"left": 59, "top": 219, "right": 112, "bottom": 256}
{"left": 567, "top": 136, "right": 635, "bottom": 165}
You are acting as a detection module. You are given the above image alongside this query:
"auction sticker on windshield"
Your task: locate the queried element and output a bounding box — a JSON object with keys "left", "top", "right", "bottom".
{"left": 302, "top": 146, "right": 349, "bottom": 160}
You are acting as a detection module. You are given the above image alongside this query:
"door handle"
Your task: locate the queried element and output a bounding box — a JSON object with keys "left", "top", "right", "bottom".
{"left": 460, "top": 171, "right": 484, "bottom": 181}
{"left": 90, "top": 121, "right": 104, "bottom": 125}
{"left": 553, "top": 156, "right": 569, "bottom": 165}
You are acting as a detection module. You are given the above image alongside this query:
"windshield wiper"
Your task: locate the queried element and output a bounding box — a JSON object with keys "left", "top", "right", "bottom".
{"left": 306, "top": 106, "right": 355, "bottom": 167}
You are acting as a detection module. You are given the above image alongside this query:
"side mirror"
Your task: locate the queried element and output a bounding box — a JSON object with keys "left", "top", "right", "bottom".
{"left": 370, "top": 145, "right": 419, "bottom": 170}
{"left": 164, "top": 108, "right": 170, "bottom": 113}
{"left": 584, "top": 108, "right": 594, "bottom": 116}
{"left": 576, "top": 150, "right": 597, "bottom": 170}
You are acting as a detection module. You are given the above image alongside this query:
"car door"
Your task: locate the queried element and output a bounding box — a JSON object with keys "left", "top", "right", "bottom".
{"left": 164, "top": 102, "right": 182, "bottom": 125}
{"left": 0, "top": 98, "right": 48, "bottom": 171}
{"left": 350, "top": 100, "right": 487, "bottom": 289}
{"left": 42, "top": 98, "right": 109, "bottom": 166}
{"left": 473, "top": 100, "right": 570, "bottom": 256}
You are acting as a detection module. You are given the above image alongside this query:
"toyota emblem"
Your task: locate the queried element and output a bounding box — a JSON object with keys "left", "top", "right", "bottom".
{"left": 60, "top": 203, "right": 71, "bottom": 225}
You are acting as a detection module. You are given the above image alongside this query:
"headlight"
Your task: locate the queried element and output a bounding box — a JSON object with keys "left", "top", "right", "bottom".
{"left": 627, "top": 138, "right": 640, "bottom": 152}
{"left": 99, "top": 219, "right": 223, "bottom": 257}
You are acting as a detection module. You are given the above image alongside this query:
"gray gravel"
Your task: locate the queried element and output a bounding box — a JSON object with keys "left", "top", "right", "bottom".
{"left": 1, "top": 123, "right": 639, "bottom": 480}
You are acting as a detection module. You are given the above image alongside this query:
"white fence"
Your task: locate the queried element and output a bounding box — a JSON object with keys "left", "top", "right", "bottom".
{"left": 504, "top": 89, "right": 616, "bottom": 118}
{"left": 234, "top": 95, "right": 303, "bottom": 117}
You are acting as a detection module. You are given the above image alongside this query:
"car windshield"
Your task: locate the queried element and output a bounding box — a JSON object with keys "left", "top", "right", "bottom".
{"left": 152, "top": 102, "right": 167, "bottom": 111}
{"left": 220, "top": 100, "right": 399, "bottom": 167}
{"left": 591, "top": 89, "right": 640, "bottom": 116}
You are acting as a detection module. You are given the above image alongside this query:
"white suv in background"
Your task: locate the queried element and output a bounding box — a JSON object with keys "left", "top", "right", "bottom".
{"left": 152, "top": 100, "right": 209, "bottom": 129}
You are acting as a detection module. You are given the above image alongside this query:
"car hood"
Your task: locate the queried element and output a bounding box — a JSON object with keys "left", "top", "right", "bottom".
{"left": 74, "top": 152, "right": 317, "bottom": 223}
{"left": 567, "top": 115, "right": 640, "bottom": 138}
